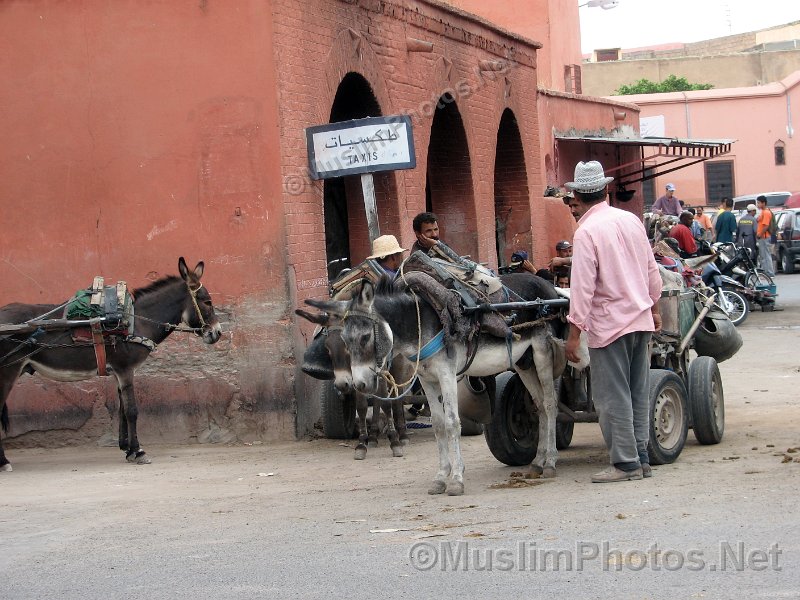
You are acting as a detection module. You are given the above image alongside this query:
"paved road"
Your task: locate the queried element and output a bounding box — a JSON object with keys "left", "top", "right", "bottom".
{"left": 2, "top": 275, "right": 799, "bottom": 600}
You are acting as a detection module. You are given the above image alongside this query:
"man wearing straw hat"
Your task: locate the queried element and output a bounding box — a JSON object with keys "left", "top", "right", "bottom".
{"left": 563, "top": 161, "right": 662, "bottom": 483}
{"left": 367, "top": 234, "right": 406, "bottom": 278}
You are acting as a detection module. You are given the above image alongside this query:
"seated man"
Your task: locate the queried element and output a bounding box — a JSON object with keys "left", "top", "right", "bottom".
{"left": 367, "top": 234, "right": 406, "bottom": 278}
{"left": 550, "top": 240, "right": 573, "bottom": 284}
{"left": 668, "top": 211, "right": 698, "bottom": 257}
{"left": 555, "top": 270, "right": 570, "bottom": 289}
{"left": 411, "top": 212, "right": 441, "bottom": 255}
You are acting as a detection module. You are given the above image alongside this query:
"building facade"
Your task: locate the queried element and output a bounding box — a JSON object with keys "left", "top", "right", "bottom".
{"left": 1, "top": 0, "right": 642, "bottom": 445}
{"left": 621, "top": 72, "right": 800, "bottom": 206}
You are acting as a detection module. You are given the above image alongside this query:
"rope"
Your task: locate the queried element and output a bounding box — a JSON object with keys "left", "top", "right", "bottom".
{"left": 509, "top": 313, "right": 562, "bottom": 331}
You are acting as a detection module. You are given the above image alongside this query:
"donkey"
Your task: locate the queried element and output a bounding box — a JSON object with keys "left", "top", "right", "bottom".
{"left": 307, "top": 273, "right": 572, "bottom": 496}
{"left": 0, "top": 257, "right": 221, "bottom": 471}
{"left": 296, "top": 308, "right": 409, "bottom": 460}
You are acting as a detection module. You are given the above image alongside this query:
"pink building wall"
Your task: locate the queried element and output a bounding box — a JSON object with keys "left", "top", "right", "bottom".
{"left": 620, "top": 71, "right": 800, "bottom": 204}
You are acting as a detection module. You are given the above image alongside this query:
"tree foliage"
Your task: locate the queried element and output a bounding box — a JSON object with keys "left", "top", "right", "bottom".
{"left": 615, "top": 75, "right": 714, "bottom": 95}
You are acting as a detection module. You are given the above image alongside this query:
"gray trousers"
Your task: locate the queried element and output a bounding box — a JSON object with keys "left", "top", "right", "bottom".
{"left": 588, "top": 331, "right": 652, "bottom": 469}
{"left": 757, "top": 237, "right": 775, "bottom": 277}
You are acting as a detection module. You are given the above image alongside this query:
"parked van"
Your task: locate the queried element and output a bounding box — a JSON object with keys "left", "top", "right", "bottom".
{"left": 731, "top": 191, "right": 791, "bottom": 218}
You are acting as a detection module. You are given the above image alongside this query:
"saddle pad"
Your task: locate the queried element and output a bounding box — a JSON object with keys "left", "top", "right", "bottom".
{"left": 329, "top": 259, "right": 384, "bottom": 299}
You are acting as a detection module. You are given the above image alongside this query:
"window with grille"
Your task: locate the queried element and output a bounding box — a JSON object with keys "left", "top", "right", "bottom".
{"left": 775, "top": 140, "right": 786, "bottom": 166}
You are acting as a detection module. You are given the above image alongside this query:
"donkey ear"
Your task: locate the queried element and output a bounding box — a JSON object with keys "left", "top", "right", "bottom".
{"left": 295, "top": 309, "right": 329, "bottom": 327}
{"left": 194, "top": 261, "right": 205, "bottom": 279}
{"left": 306, "top": 298, "right": 348, "bottom": 317}
{"left": 357, "top": 280, "right": 375, "bottom": 307}
{"left": 178, "top": 257, "right": 189, "bottom": 280}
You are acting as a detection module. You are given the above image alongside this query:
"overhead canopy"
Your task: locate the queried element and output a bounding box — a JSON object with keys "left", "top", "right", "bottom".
{"left": 555, "top": 134, "right": 736, "bottom": 188}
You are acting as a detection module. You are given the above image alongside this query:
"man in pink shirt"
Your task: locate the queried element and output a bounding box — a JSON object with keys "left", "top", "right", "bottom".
{"left": 564, "top": 161, "right": 663, "bottom": 483}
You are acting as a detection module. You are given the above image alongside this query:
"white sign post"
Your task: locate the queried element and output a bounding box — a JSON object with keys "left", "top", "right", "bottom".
{"left": 306, "top": 115, "right": 415, "bottom": 243}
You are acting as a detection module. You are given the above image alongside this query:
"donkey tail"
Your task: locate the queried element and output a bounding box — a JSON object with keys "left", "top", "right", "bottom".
{"left": 1, "top": 403, "right": 8, "bottom": 434}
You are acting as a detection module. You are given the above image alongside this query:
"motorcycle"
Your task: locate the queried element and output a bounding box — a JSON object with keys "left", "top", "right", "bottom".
{"left": 701, "top": 262, "right": 750, "bottom": 326}
{"left": 712, "top": 242, "right": 776, "bottom": 312}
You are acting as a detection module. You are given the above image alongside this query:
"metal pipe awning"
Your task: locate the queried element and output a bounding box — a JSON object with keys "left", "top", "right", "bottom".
{"left": 555, "top": 134, "right": 736, "bottom": 187}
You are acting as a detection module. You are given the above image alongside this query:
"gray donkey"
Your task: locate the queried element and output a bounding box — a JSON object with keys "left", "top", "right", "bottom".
{"left": 306, "top": 273, "right": 574, "bottom": 496}
{"left": 297, "top": 309, "right": 409, "bottom": 460}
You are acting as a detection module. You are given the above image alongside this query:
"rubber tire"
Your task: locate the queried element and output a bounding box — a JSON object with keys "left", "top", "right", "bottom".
{"left": 745, "top": 270, "right": 774, "bottom": 289}
{"left": 321, "top": 381, "right": 357, "bottom": 439}
{"left": 781, "top": 251, "right": 795, "bottom": 274}
{"left": 483, "top": 372, "right": 536, "bottom": 466}
{"left": 647, "top": 369, "right": 689, "bottom": 465}
{"left": 460, "top": 416, "right": 484, "bottom": 436}
{"left": 693, "top": 311, "right": 743, "bottom": 363}
{"left": 688, "top": 356, "right": 725, "bottom": 445}
{"left": 719, "top": 289, "right": 749, "bottom": 326}
{"left": 555, "top": 420, "right": 574, "bottom": 450}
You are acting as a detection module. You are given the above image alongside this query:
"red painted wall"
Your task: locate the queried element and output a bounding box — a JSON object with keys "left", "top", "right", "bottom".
{"left": 446, "top": 0, "right": 583, "bottom": 92}
{"left": 534, "top": 90, "right": 644, "bottom": 265}
{"left": 0, "top": 1, "right": 295, "bottom": 444}
{"left": 1, "top": 0, "right": 649, "bottom": 447}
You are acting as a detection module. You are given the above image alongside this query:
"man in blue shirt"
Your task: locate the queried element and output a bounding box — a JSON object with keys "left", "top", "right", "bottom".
{"left": 715, "top": 197, "right": 738, "bottom": 243}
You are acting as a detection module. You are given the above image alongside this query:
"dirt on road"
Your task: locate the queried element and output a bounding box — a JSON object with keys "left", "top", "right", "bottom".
{"left": 2, "top": 285, "right": 799, "bottom": 599}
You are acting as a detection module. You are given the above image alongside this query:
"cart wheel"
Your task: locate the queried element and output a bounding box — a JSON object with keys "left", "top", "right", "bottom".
{"left": 460, "top": 416, "right": 484, "bottom": 436}
{"left": 555, "top": 420, "right": 574, "bottom": 450}
{"left": 321, "top": 381, "right": 357, "bottom": 439}
{"left": 647, "top": 369, "right": 689, "bottom": 465}
{"left": 688, "top": 356, "right": 725, "bottom": 445}
{"left": 483, "top": 372, "right": 536, "bottom": 466}
{"left": 720, "top": 289, "right": 749, "bottom": 326}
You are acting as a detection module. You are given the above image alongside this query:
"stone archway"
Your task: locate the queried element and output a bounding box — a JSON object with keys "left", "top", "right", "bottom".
{"left": 425, "top": 94, "right": 477, "bottom": 259}
{"left": 323, "top": 73, "right": 400, "bottom": 280}
{"left": 494, "top": 108, "right": 531, "bottom": 267}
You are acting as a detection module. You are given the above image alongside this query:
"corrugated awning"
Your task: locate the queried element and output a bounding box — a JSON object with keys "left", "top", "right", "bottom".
{"left": 554, "top": 134, "right": 736, "bottom": 187}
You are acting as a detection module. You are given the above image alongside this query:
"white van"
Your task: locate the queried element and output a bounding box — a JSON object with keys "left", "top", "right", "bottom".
{"left": 731, "top": 191, "right": 791, "bottom": 218}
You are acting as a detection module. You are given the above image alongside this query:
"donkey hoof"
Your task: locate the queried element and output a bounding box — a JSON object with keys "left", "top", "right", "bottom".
{"left": 127, "top": 450, "right": 151, "bottom": 465}
{"left": 391, "top": 445, "right": 404, "bottom": 458}
{"left": 354, "top": 447, "right": 367, "bottom": 460}
{"left": 0, "top": 463, "right": 12, "bottom": 472}
{"left": 427, "top": 480, "right": 447, "bottom": 495}
{"left": 528, "top": 464, "right": 544, "bottom": 475}
{"left": 446, "top": 481, "right": 465, "bottom": 496}
{"left": 542, "top": 467, "right": 557, "bottom": 479}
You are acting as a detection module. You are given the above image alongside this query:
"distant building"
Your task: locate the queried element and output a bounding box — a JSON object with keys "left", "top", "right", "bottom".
{"left": 619, "top": 71, "right": 800, "bottom": 207}
{"left": 582, "top": 21, "right": 800, "bottom": 97}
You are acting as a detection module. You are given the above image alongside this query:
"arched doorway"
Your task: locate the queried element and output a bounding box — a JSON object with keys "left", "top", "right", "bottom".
{"left": 425, "top": 94, "right": 477, "bottom": 258}
{"left": 324, "top": 73, "right": 399, "bottom": 280}
{"left": 494, "top": 109, "right": 531, "bottom": 267}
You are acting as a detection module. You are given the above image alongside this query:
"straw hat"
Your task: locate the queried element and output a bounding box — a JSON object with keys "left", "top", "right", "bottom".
{"left": 565, "top": 161, "right": 614, "bottom": 194}
{"left": 367, "top": 235, "right": 406, "bottom": 259}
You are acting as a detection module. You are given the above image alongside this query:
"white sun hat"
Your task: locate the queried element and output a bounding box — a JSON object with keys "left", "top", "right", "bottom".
{"left": 367, "top": 234, "right": 406, "bottom": 259}
{"left": 565, "top": 160, "right": 614, "bottom": 194}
